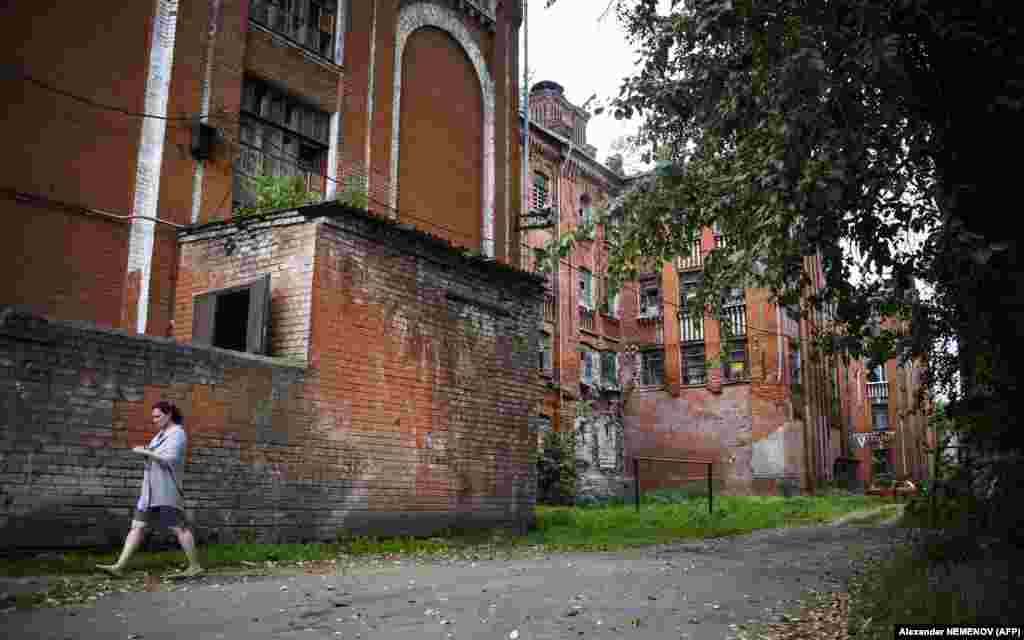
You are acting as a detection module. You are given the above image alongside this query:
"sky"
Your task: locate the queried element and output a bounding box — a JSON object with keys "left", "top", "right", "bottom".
{"left": 519, "top": 0, "right": 648, "bottom": 170}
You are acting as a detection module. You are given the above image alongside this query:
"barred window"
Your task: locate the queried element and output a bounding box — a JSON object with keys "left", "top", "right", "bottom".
{"left": 539, "top": 332, "right": 552, "bottom": 373}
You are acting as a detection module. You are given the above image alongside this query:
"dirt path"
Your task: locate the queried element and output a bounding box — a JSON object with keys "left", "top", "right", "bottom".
{"left": 2, "top": 510, "right": 910, "bottom": 640}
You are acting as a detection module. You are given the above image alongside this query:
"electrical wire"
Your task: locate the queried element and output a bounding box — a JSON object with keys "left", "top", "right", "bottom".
{"left": 12, "top": 67, "right": 216, "bottom": 122}
{"left": 12, "top": 67, "right": 824, "bottom": 343}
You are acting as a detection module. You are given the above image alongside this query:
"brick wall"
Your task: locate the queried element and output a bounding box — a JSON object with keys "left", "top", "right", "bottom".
{"left": 171, "top": 204, "right": 544, "bottom": 538}
{"left": 1, "top": 206, "right": 543, "bottom": 550}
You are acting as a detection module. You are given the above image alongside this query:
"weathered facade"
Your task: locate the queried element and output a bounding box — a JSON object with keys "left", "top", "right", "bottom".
{"left": 520, "top": 81, "right": 629, "bottom": 499}
{"left": 1, "top": 203, "right": 544, "bottom": 548}
{"left": 1, "top": 1, "right": 543, "bottom": 547}
{"left": 2, "top": 0, "right": 523, "bottom": 336}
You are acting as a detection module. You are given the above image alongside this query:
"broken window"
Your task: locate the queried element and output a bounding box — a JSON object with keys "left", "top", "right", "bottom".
{"left": 249, "top": 0, "right": 339, "bottom": 60}
{"left": 192, "top": 274, "right": 272, "bottom": 355}
{"left": 679, "top": 271, "right": 705, "bottom": 385}
{"left": 637, "top": 275, "right": 661, "bottom": 318}
{"left": 580, "top": 348, "right": 597, "bottom": 384}
{"left": 641, "top": 349, "right": 664, "bottom": 386}
{"left": 578, "top": 268, "right": 593, "bottom": 309}
{"left": 601, "top": 351, "right": 617, "bottom": 387}
{"left": 235, "top": 77, "right": 330, "bottom": 209}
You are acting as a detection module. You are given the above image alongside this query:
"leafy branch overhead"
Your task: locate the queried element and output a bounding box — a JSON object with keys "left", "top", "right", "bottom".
{"left": 541, "top": 0, "right": 1021, "bottom": 448}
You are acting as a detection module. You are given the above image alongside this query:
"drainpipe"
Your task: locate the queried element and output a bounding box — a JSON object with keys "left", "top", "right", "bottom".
{"left": 555, "top": 134, "right": 575, "bottom": 435}
{"left": 521, "top": 0, "right": 529, "bottom": 270}
{"left": 365, "top": 0, "right": 378, "bottom": 210}
{"left": 191, "top": 0, "right": 222, "bottom": 224}
{"left": 125, "top": 0, "right": 179, "bottom": 334}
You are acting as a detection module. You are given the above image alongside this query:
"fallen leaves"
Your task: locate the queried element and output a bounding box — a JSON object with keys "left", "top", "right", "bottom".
{"left": 734, "top": 592, "right": 849, "bottom": 640}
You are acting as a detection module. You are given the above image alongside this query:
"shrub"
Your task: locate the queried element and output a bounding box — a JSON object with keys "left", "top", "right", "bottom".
{"left": 536, "top": 430, "right": 576, "bottom": 505}
{"left": 235, "top": 174, "right": 314, "bottom": 217}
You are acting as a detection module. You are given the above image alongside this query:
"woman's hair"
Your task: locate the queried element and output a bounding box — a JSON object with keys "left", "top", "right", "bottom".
{"left": 152, "top": 400, "right": 184, "bottom": 425}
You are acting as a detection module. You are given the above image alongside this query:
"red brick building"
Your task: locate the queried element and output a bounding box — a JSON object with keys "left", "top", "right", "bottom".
{"left": 0, "top": 1, "right": 547, "bottom": 546}
{"left": 517, "top": 82, "right": 929, "bottom": 496}
{"left": 519, "top": 81, "right": 629, "bottom": 497}
{"left": 2, "top": 0, "right": 524, "bottom": 334}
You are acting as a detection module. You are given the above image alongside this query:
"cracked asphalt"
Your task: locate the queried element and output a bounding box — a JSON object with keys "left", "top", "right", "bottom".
{"left": 2, "top": 513, "right": 909, "bottom": 640}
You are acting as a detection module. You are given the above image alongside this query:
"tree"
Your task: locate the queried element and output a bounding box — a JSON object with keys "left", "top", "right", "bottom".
{"left": 546, "top": 0, "right": 1022, "bottom": 453}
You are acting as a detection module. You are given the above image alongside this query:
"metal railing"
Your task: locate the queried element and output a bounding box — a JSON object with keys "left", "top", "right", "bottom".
{"left": 680, "top": 312, "right": 704, "bottom": 342}
{"left": 677, "top": 240, "right": 704, "bottom": 271}
{"left": 633, "top": 456, "right": 714, "bottom": 514}
{"left": 722, "top": 304, "right": 746, "bottom": 337}
{"left": 867, "top": 381, "right": 889, "bottom": 403}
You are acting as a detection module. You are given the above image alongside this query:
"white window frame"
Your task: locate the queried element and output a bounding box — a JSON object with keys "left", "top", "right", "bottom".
{"left": 578, "top": 268, "right": 594, "bottom": 310}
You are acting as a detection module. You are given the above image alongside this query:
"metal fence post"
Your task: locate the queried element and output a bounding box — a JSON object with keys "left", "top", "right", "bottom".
{"left": 708, "top": 462, "right": 713, "bottom": 515}
{"left": 634, "top": 457, "right": 640, "bottom": 513}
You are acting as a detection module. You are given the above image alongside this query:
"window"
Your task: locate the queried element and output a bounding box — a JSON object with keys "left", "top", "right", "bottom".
{"left": 723, "top": 338, "right": 748, "bottom": 381}
{"left": 580, "top": 348, "right": 597, "bottom": 384}
{"left": 249, "top": 0, "right": 339, "bottom": 60}
{"left": 601, "top": 351, "right": 617, "bottom": 387}
{"left": 539, "top": 332, "right": 552, "bottom": 373}
{"left": 641, "top": 349, "right": 665, "bottom": 386}
{"left": 722, "top": 288, "right": 747, "bottom": 381}
{"left": 235, "top": 77, "right": 330, "bottom": 209}
{"left": 788, "top": 342, "right": 802, "bottom": 385}
{"left": 638, "top": 276, "right": 661, "bottom": 318}
{"left": 872, "top": 404, "right": 890, "bottom": 431}
{"left": 192, "top": 275, "right": 272, "bottom": 355}
{"left": 580, "top": 195, "right": 594, "bottom": 226}
{"left": 532, "top": 172, "right": 550, "bottom": 212}
{"left": 578, "top": 268, "right": 593, "bottom": 309}
{"left": 867, "top": 363, "right": 886, "bottom": 383}
{"left": 679, "top": 271, "right": 705, "bottom": 384}
{"left": 872, "top": 448, "right": 892, "bottom": 478}
{"left": 601, "top": 286, "right": 620, "bottom": 318}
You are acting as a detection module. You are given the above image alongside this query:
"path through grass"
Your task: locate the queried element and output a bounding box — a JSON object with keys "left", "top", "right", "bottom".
{"left": 0, "top": 490, "right": 891, "bottom": 579}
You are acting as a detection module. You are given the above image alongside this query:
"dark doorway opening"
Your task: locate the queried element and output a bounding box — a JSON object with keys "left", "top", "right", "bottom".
{"left": 213, "top": 289, "right": 250, "bottom": 351}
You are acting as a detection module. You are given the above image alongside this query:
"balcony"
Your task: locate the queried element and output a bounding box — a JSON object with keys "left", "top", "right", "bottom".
{"left": 543, "top": 294, "right": 555, "bottom": 323}
{"left": 579, "top": 306, "right": 596, "bottom": 333}
{"left": 680, "top": 312, "right": 704, "bottom": 343}
{"left": 867, "top": 381, "right": 889, "bottom": 404}
{"left": 677, "top": 240, "right": 704, "bottom": 271}
{"left": 722, "top": 304, "right": 747, "bottom": 337}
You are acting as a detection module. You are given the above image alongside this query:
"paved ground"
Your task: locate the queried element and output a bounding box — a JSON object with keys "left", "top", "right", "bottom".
{"left": 2, "top": 512, "right": 909, "bottom": 640}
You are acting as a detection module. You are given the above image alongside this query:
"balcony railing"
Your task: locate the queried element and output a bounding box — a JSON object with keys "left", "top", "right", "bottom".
{"left": 680, "top": 312, "right": 704, "bottom": 343}
{"left": 715, "top": 234, "right": 729, "bottom": 249}
{"left": 543, "top": 294, "right": 555, "bottom": 323}
{"left": 722, "top": 304, "right": 747, "bottom": 337}
{"left": 867, "top": 381, "right": 889, "bottom": 403}
{"left": 579, "top": 306, "right": 596, "bottom": 333}
{"left": 677, "top": 240, "right": 703, "bottom": 271}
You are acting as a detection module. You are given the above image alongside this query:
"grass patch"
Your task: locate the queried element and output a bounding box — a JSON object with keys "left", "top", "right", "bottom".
{"left": 0, "top": 491, "right": 890, "bottom": 578}
{"left": 528, "top": 491, "right": 892, "bottom": 550}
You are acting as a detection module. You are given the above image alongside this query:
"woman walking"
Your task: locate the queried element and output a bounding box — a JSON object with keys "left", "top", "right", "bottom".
{"left": 97, "top": 401, "right": 203, "bottom": 578}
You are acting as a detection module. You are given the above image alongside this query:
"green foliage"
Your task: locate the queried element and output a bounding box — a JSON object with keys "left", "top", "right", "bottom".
{"left": 337, "top": 173, "right": 368, "bottom": 209}
{"left": 545, "top": 0, "right": 1022, "bottom": 459}
{"left": 536, "top": 430, "right": 577, "bottom": 506}
{"left": 234, "top": 174, "right": 314, "bottom": 217}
